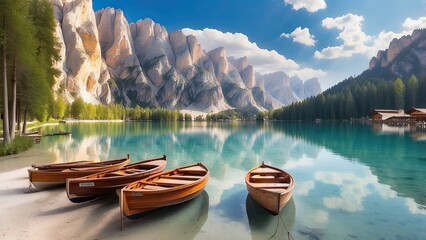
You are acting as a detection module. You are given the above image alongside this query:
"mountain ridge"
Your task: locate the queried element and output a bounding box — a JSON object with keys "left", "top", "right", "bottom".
{"left": 364, "top": 29, "right": 426, "bottom": 80}
{"left": 52, "top": 0, "right": 322, "bottom": 114}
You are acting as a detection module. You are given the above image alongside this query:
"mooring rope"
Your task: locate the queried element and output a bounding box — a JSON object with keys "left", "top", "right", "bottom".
{"left": 266, "top": 213, "right": 295, "bottom": 240}
{"left": 280, "top": 213, "right": 295, "bottom": 240}
{"left": 267, "top": 215, "right": 280, "bottom": 240}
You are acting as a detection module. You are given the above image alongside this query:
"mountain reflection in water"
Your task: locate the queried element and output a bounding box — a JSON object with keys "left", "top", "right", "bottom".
{"left": 35, "top": 121, "right": 426, "bottom": 239}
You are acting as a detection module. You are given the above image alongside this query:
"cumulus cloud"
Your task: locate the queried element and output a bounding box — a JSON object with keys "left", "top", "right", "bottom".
{"left": 284, "top": 0, "right": 327, "bottom": 13}
{"left": 405, "top": 198, "right": 426, "bottom": 215}
{"left": 314, "top": 14, "right": 370, "bottom": 59}
{"left": 281, "top": 27, "right": 316, "bottom": 46}
{"left": 403, "top": 17, "right": 426, "bottom": 30}
{"left": 314, "top": 14, "right": 426, "bottom": 60}
{"left": 294, "top": 181, "right": 315, "bottom": 196}
{"left": 182, "top": 28, "right": 326, "bottom": 80}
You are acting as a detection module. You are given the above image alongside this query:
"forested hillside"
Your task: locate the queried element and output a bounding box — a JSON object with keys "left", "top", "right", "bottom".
{"left": 270, "top": 74, "right": 426, "bottom": 120}
{"left": 270, "top": 29, "right": 426, "bottom": 120}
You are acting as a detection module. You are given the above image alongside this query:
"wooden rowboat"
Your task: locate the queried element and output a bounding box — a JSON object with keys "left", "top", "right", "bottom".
{"left": 31, "top": 160, "right": 95, "bottom": 170}
{"left": 28, "top": 155, "right": 130, "bottom": 190}
{"left": 66, "top": 155, "right": 167, "bottom": 203}
{"left": 245, "top": 162, "right": 294, "bottom": 215}
{"left": 119, "top": 162, "right": 209, "bottom": 220}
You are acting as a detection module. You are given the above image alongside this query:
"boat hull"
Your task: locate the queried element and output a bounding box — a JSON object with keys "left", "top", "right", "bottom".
{"left": 120, "top": 163, "right": 209, "bottom": 218}
{"left": 29, "top": 157, "right": 130, "bottom": 190}
{"left": 245, "top": 163, "right": 294, "bottom": 215}
{"left": 246, "top": 183, "right": 293, "bottom": 215}
{"left": 66, "top": 157, "right": 167, "bottom": 203}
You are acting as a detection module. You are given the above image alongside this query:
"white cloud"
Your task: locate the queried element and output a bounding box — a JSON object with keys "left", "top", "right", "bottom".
{"left": 284, "top": 0, "right": 327, "bottom": 13}
{"left": 294, "top": 181, "right": 315, "bottom": 196}
{"left": 182, "top": 28, "right": 326, "bottom": 80}
{"left": 283, "top": 156, "right": 315, "bottom": 169}
{"left": 281, "top": 27, "right": 316, "bottom": 46}
{"left": 405, "top": 198, "right": 426, "bottom": 215}
{"left": 314, "top": 14, "right": 425, "bottom": 60}
{"left": 403, "top": 17, "right": 426, "bottom": 30}
{"left": 291, "top": 67, "right": 327, "bottom": 80}
{"left": 315, "top": 14, "right": 371, "bottom": 59}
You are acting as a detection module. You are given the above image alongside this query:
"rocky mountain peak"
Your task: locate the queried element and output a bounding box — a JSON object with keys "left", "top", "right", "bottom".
{"left": 366, "top": 29, "right": 426, "bottom": 79}
{"left": 208, "top": 47, "right": 229, "bottom": 76}
{"left": 53, "top": 0, "right": 322, "bottom": 113}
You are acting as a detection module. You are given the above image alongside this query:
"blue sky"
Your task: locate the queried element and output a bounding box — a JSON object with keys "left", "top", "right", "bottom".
{"left": 92, "top": 0, "right": 426, "bottom": 90}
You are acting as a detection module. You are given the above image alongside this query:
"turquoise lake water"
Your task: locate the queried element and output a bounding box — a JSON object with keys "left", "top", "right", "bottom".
{"left": 36, "top": 121, "right": 426, "bottom": 239}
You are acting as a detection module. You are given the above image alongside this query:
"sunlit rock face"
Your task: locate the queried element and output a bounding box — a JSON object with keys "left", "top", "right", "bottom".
{"left": 95, "top": 7, "right": 152, "bottom": 107}
{"left": 53, "top": 0, "right": 322, "bottom": 112}
{"left": 367, "top": 29, "right": 426, "bottom": 79}
{"left": 54, "top": 0, "right": 111, "bottom": 104}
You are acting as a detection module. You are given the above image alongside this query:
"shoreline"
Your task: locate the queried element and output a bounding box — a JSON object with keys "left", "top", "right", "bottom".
{"left": 0, "top": 167, "right": 124, "bottom": 240}
{"left": 0, "top": 166, "right": 219, "bottom": 240}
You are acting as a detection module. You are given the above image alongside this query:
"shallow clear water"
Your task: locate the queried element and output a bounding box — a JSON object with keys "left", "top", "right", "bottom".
{"left": 36, "top": 121, "right": 426, "bottom": 239}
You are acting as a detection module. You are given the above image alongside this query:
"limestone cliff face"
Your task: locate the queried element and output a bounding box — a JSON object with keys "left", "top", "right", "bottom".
{"left": 54, "top": 0, "right": 111, "bottom": 104}
{"left": 54, "top": 1, "right": 321, "bottom": 112}
{"left": 95, "top": 8, "right": 152, "bottom": 107}
{"left": 367, "top": 29, "right": 426, "bottom": 79}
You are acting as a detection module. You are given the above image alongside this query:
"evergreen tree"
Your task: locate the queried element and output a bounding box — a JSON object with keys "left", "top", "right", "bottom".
{"left": 23, "top": 0, "right": 59, "bottom": 124}
{"left": 407, "top": 74, "right": 418, "bottom": 107}
{"left": 393, "top": 77, "right": 405, "bottom": 109}
{"left": 1, "top": 0, "right": 37, "bottom": 143}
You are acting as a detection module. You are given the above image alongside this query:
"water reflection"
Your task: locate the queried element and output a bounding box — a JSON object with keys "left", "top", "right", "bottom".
{"left": 38, "top": 121, "right": 426, "bottom": 208}
{"left": 121, "top": 190, "right": 209, "bottom": 239}
{"left": 34, "top": 121, "right": 426, "bottom": 239}
{"left": 270, "top": 122, "right": 426, "bottom": 207}
{"left": 372, "top": 122, "right": 411, "bottom": 135}
{"left": 246, "top": 195, "right": 295, "bottom": 240}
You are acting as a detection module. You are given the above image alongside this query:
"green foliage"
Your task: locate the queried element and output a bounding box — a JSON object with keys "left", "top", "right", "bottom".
{"left": 393, "top": 77, "right": 405, "bottom": 109}
{"left": 1, "top": 0, "right": 59, "bottom": 145}
{"left": 194, "top": 115, "right": 204, "bottom": 121}
{"left": 63, "top": 100, "right": 190, "bottom": 121}
{"left": 70, "top": 97, "right": 84, "bottom": 119}
{"left": 407, "top": 74, "right": 418, "bottom": 107}
{"left": 124, "top": 106, "right": 190, "bottom": 121}
{"left": 270, "top": 75, "right": 426, "bottom": 120}
{"left": 206, "top": 108, "right": 258, "bottom": 121}
{"left": 0, "top": 136, "right": 34, "bottom": 156}
{"left": 54, "top": 97, "right": 66, "bottom": 119}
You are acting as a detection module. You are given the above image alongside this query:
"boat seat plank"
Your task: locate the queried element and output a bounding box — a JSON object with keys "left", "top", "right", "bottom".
{"left": 163, "top": 175, "right": 203, "bottom": 180}
{"left": 155, "top": 178, "right": 194, "bottom": 186}
{"left": 250, "top": 175, "right": 288, "bottom": 183}
{"left": 178, "top": 166, "right": 206, "bottom": 174}
{"left": 143, "top": 185, "right": 170, "bottom": 190}
{"left": 250, "top": 182, "right": 290, "bottom": 188}
{"left": 263, "top": 188, "right": 287, "bottom": 193}
{"left": 181, "top": 165, "right": 205, "bottom": 171}
{"left": 108, "top": 171, "right": 128, "bottom": 176}
{"left": 251, "top": 175, "right": 275, "bottom": 179}
{"left": 251, "top": 168, "right": 281, "bottom": 174}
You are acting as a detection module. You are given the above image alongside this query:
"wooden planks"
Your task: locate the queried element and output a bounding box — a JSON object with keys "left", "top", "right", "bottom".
{"left": 143, "top": 185, "right": 170, "bottom": 190}
{"left": 249, "top": 182, "right": 290, "bottom": 188}
{"left": 155, "top": 178, "right": 194, "bottom": 186}
{"left": 251, "top": 167, "right": 281, "bottom": 174}
{"left": 163, "top": 174, "right": 203, "bottom": 180}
